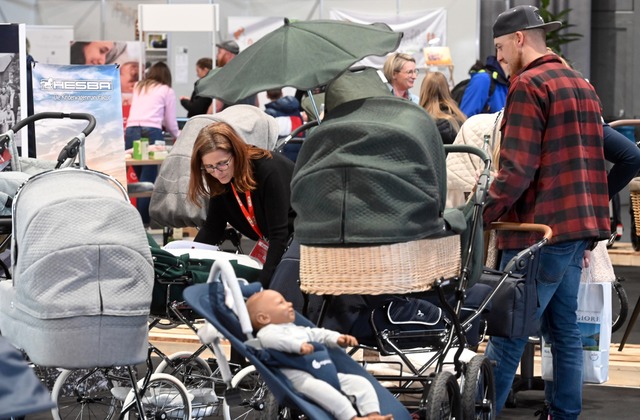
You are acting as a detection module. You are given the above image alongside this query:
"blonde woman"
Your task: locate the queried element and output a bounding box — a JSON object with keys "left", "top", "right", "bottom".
{"left": 382, "top": 52, "right": 419, "bottom": 103}
{"left": 419, "top": 71, "right": 467, "bottom": 144}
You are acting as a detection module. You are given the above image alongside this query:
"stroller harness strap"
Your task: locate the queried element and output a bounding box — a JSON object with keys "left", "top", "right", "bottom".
{"left": 255, "top": 342, "right": 342, "bottom": 391}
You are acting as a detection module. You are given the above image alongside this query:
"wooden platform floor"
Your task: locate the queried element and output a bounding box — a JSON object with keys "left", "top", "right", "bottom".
{"left": 150, "top": 325, "right": 640, "bottom": 388}
{"left": 608, "top": 241, "right": 640, "bottom": 266}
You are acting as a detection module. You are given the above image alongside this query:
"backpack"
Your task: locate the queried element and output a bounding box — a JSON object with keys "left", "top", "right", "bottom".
{"left": 451, "top": 69, "right": 497, "bottom": 114}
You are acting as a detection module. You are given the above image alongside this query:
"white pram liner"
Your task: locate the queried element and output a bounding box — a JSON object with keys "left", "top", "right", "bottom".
{"left": 0, "top": 168, "right": 154, "bottom": 368}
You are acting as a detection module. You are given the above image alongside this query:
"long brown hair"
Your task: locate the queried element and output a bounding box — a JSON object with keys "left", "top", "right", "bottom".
{"left": 188, "top": 122, "right": 272, "bottom": 206}
{"left": 419, "top": 71, "right": 467, "bottom": 131}
{"left": 135, "top": 61, "right": 172, "bottom": 94}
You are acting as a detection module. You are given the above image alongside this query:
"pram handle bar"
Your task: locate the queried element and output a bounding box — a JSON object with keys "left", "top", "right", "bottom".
{"left": 489, "top": 222, "right": 553, "bottom": 273}
{"left": 9, "top": 112, "right": 96, "bottom": 137}
{"left": 274, "top": 120, "right": 319, "bottom": 153}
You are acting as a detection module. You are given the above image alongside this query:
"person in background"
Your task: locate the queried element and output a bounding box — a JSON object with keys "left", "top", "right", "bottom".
{"left": 125, "top": 61, "right": 180, "bottom": 225}
{"left": 180, "top": 57, "right": 213, "bottom": 118}
{"left": 419, "top": 71, "right": 467, "bottom": 144}
{"left": 207, "top": 40, "right": 259, "bottom": 113}
{"left": 246, "top": 289, "right": 394, "bottom": 420}
{"left": 483, "top": 5, "right": 610, "bottom": 419}
{"left": 382, "top": 52, "right": 419, "bottom": 104}
{"left": 459, "top": 55, "right": 509, "bottom": 118}
{"left": 187, "top": 122, "right": 295, "bottom": 288}
{"left": 69, "top": 41, "right": 126, "bottom": 65}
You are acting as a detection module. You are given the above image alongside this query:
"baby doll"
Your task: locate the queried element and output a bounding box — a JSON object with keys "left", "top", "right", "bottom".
{"left": 246, "top": 289, "right": 393, "bottom": 420}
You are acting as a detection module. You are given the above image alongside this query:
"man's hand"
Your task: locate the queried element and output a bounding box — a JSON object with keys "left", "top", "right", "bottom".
{"left": 583, "top": 249, "right": 591, "bottom": 269}
{"left": 337, "top": 334, "right": 358, "bottom": 348}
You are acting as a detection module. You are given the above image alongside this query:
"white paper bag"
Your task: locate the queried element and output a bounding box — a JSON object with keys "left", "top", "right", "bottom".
{"left": 541, "top": 269, "right": 612, "bottom": 384}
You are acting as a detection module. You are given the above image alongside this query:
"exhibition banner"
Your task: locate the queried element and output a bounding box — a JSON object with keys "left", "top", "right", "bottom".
{"left": 329, "top": 8, "right": 446, "bottom": 69}
{"left": 31, "top": 63, "right": 127, "bottom": 186}
{"left": 69, "top": 40, "right": 141, "bottom": 130}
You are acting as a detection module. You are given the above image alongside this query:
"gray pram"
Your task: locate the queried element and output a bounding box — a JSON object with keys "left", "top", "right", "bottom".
{"left": 0, "top": 112, "right": 157, "bottom": 418}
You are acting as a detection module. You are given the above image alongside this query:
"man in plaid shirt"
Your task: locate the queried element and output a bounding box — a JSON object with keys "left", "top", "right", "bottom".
{"left": 483, "top": 6, "right": 611, "bottom": 420}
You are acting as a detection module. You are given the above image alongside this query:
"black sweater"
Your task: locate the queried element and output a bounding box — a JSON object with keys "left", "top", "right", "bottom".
{"left": 195, "top": 153, "right": 295, "bottom": 287}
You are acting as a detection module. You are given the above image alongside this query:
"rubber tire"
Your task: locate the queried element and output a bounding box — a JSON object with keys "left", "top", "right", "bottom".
{"left": 424, "top": 371, "right": 462, "bottom": 420}
{"left": 461, "top": 354, "right": 496, "bottom": 420}
{"left": 612, "top": 279, "right": 629, "bottom": 333}
{"left": 122, "top": 372, "right": 192, "bottom": 420}
{"left": 222, "top": 365, "right": 280, "bottom": 420}
{"left": 51, "top": 368, "right": 120, "bottom": 420}
{"left": 154, "top": 351, "right": 213, "bottom": 386}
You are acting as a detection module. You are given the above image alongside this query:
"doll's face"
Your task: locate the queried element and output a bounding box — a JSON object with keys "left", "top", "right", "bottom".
{"left": 247, "top": 290, "right": 295, "bottom": 329}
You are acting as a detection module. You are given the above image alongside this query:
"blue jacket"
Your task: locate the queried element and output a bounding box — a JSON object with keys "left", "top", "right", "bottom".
{"left": 460, "top": 56, "right": 509, "bottom": 118}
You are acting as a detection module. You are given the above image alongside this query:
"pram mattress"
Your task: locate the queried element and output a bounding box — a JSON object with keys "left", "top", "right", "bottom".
{"left": 0, "top": 169, "right": 153, "bottom": 368}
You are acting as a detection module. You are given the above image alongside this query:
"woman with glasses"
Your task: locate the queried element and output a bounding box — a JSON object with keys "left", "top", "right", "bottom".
{"left": 188, "top": 121, "right": 295, "bottom": 288}
{"left": 382, "top": 52, "right": 420, "bottom": 104}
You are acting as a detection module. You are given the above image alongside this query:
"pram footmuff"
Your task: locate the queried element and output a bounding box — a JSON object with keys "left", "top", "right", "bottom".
{"left": 0, "top": 113, "right": 154, "bottom": 369}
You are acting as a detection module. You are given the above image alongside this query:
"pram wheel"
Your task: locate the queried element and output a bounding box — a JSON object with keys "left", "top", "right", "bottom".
{"left": 121, "top": 373, "right": 192, "bottom": 420}
{"left": 422, "top": 371, "right": 462, "bottom": 420}
{"left": 222, "top": 364, "right": 282, "bottom": 420}
{"left": 154, "top": 351, "right": 214, "bottom": 386}
{"left": 460, "top": 355, "right": 495, "bottom": 420}
{"left": 51, "top": 367, "right": 124, "bottom": 420}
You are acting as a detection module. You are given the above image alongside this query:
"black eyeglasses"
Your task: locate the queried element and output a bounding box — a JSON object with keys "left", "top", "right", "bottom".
{"left": 201, "top": 157, "right": 232, "bottom": 173}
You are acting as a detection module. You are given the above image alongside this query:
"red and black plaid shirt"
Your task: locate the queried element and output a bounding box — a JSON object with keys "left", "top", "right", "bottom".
{"left": 483, "top": 54, "right": 610, "bottom": 249}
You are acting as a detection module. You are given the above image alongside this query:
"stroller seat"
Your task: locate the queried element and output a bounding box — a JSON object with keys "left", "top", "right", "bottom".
{"left": 183, "top": 259, "right": 412, "bottom": 420}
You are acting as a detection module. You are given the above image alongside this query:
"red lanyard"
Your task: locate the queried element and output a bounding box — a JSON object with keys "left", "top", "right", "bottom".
{"left": 231, "top": 184, "right": 263, "bottom": 238}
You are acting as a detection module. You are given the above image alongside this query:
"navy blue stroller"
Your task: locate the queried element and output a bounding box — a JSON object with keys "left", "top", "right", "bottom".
{"left": 183, "top": 259, "right": 412, "bottom": 420}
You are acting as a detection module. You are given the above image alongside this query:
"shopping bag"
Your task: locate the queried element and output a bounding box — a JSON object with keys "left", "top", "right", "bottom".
{"left": 541, "top": 267, "right": 612, "bottom": 384}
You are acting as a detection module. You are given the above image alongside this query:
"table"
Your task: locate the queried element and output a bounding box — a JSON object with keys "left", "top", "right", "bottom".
{"left": 125, "top": 158, "right": 165, "bottom": 167}
{"left": 125, "top": 159, "right": 164, "bottom": 198}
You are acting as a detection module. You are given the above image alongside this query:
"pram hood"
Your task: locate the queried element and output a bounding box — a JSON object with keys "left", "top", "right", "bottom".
{"left": 291, "top": 68, "right": 448, "bottom": 245}
{"left": 10, "top": 169, "right": 153, "bottom": 319}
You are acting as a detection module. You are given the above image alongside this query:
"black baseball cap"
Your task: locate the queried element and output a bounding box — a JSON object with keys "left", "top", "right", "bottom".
{"left": 216, "top": 40, "right": 240, "bottom": 55}
{"left": 493, "top": 5, "right": 562, "bottom": 38}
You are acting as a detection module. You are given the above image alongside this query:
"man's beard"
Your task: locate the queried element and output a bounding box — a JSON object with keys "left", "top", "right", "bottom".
{"left": 510, "top": 50, "right": 525, "bottom": 75}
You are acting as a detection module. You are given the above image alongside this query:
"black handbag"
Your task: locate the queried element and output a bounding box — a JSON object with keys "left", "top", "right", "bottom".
{"left": 478, "top": 267, "right": 539, "bottom": 339}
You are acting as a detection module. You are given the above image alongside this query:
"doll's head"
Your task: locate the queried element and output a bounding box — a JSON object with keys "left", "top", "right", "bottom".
{"left": 246, "top": 289, "right": 295, "bottom": 331}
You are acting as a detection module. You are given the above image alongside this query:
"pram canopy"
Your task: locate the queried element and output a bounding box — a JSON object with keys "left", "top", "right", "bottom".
{"left": 291, "top": 69, "right": 451, "bottom": 245}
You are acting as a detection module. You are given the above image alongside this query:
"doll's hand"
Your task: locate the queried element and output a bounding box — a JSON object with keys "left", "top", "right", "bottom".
{"left": 300, "top": 342, "right": 314, "bottom": 355}
{"left": 337, "top": 334, "right": 358, "bottom": 348}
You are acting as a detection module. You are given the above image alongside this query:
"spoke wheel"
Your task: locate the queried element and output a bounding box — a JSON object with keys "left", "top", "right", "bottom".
{"left": 461, "top": 355, "right": 496, "bottom": 419}
{"left": 122, "top": 373, "right": 192, "bottom": 420}
{"left": 612, "top": 278, "right": 629, "bottom": 333}
{"left": 51, "top": 367, "right": 123, "bottom": 420}
{"left": 222, "top": 365, "right": 282, "bottom": 420}
{"left": 422, "top": 371, "right": 462, "bottom": 420}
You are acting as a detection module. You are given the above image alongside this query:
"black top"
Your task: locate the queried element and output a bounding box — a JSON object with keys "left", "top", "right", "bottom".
{"left": 181, "top": 81, "right": 213, "bottom": 118}
{"left": 195, "top": 153, "right": 295, "bottom": 287}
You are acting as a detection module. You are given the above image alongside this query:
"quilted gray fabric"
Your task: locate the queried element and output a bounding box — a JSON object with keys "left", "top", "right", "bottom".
{"left": 149, "top": 105, "right": 280, "bottom": 228}
{"left": 10, "top": 169, "right": 153, "bottom": 319}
